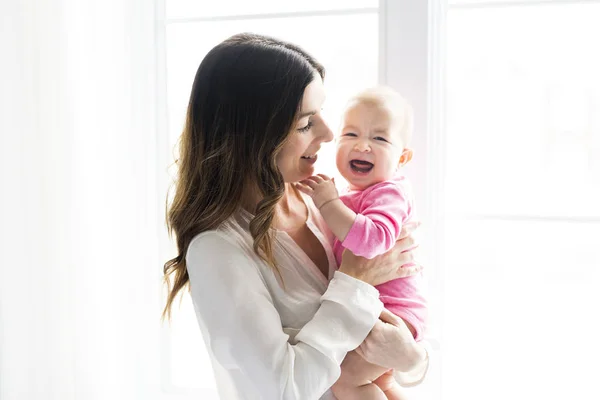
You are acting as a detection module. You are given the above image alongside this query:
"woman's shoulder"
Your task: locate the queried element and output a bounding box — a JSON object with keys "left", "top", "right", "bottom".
{"left": 185, "top": 218, "right": 272, "bottom": 291}
{"left": 187, "top": 214, "right": 256, "bottom": 263}
{"left": 188, "top": 229, "right": 237, "bottom": 253}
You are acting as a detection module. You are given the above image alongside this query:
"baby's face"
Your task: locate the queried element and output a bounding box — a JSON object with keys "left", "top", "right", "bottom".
{"left": 336, "top": 102, "right": 405, "bottom": 190}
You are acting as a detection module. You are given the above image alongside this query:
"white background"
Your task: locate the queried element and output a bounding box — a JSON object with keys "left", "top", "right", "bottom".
{"left": 1, "top": 0, "right": 598, "bottom": 399}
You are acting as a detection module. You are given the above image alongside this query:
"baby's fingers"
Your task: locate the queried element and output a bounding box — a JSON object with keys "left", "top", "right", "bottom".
{"left": 308, "top": 175, "right": 325, "bottom": 184}
{"left": 300, "top": 179, "right": 319, "bottom": 189}
{"left": 295, "top": 182, "right": 314, "bottom": 195}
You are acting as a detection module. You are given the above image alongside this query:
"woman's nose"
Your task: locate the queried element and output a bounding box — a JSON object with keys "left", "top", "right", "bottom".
{"left": 318, "top": 121, "right": 334, "bottom": 143}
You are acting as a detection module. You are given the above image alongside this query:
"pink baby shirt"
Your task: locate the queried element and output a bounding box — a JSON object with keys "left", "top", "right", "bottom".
{"left": 333, "top": 174, "right": 427, "bottom": 341}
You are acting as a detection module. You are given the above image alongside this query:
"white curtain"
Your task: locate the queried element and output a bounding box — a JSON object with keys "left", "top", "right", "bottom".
{"left": 0, "top": 1, "right": 164, "bottom": 399}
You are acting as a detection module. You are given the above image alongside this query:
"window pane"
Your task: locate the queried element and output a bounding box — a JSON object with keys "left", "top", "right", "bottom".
{"left": 446, "top": 3, "right": 600, "bottom": 217}
{"left": 169, "top": 295, "right": 218, "bottom": 391}
{"left": 167, "top": 0, "right": 377, "bottom": 19}
{"left": 166, "top": 14, "right": 379, "bottom": 182}
{"left": 444, "top": 219, "right": 599, "bottom": 282}
{"left": 443, "top": 218, "right": 600, "bottom": 399}
{"left": 165, "top": 14, "right": 378, "bottom": 390}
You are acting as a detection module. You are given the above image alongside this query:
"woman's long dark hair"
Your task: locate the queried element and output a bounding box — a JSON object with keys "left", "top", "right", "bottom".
{"left": 163, "top": 33, "right": 325, "bottom": 320}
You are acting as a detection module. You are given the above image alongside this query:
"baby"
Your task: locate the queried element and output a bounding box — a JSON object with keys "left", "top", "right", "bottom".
{"left": 296, "top": 86, "right": 427, "bottom": 400}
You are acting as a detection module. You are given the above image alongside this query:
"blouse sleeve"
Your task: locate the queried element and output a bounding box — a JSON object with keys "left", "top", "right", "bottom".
{"left": 395, "top": 338, "right": 432, "bottom": 387}
{"left": 186, "top": 231, "right": 384, "bottom": 399}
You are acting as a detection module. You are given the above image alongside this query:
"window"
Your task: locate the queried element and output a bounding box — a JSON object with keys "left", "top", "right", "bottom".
{"left": 443, "top": 1, "right": 600, "bottom": 399}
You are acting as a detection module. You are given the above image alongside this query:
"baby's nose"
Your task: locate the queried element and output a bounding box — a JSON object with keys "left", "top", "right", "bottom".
{"left": 354, "top": 141, "right": 371, "bottom": 152}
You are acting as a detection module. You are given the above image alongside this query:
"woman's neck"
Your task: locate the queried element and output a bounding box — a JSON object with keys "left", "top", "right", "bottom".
{"left": 240, "top": 183, "right": 307, "bottom": 230}
{"left": 277, "top": 183, "right": 298, "bottom": 213}
{"left": 275, "top": 184, "right": 308, "bottom": 231}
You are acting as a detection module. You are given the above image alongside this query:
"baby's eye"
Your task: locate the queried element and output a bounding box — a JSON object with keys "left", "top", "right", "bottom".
{"left": 374, "top": 136, "right": 389, "bottom": 143}
{"left": 343, "top": 132, "right": 358, "bottom": 137}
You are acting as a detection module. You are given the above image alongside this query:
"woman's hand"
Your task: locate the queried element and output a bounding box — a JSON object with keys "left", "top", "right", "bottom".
{"left": 338, "top": 221, "right": 422, "bottom": 287}
{"left": 355, "top": 308, "right": 428, "bottom": 373}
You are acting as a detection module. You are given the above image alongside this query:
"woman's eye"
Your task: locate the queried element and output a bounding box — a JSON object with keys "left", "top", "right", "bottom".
{"left": 297, "top": 121, "right": 313, "bottom": 133}
{"left": 343, "top": 132, "right": 357, "bottom": 137}
{"left": 374, "top": 136, "right": 389, "bottom": 143}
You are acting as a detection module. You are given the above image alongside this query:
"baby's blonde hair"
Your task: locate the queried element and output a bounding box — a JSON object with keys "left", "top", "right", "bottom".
{"left": 345, "top": 86, "right": 414, "bottom": 146}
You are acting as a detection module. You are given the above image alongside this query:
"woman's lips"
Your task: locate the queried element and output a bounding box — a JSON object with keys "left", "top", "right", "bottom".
{"left": 301, "top": 154, "right": 318, "bottom": 165}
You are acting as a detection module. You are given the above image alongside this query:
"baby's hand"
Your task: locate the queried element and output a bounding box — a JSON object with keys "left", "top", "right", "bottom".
{"left": 296, "top": 174, "right": 339, "bottom": 209}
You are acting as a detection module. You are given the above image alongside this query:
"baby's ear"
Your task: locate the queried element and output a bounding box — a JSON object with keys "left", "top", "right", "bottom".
{"left": 398, "top": 148, "right": 414, "bottom": 166}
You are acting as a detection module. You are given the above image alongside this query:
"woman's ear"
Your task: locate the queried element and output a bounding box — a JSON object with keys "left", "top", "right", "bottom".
{"left": 398, "top": 148, "right": 414, "bottom": 166}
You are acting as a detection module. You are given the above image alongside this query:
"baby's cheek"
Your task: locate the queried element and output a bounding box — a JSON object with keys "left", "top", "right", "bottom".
{"left": 335, "top": 150, "right": 347, "bottom": 171}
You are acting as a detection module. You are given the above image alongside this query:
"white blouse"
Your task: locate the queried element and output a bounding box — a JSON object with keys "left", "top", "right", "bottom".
{"left": 185, "top": 196, "right": 384, "bottom": 399}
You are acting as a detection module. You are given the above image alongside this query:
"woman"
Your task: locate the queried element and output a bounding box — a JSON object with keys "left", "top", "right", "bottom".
{"left": 163, "top": 33, "right": 429, "bottom": 399}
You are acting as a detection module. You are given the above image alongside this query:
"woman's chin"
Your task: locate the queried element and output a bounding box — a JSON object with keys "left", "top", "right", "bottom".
{"left": 299, "top": 166, "right": 316, "bottom": 179}
{"left": 284, "top": 170, "right": 313, "bottom": 184}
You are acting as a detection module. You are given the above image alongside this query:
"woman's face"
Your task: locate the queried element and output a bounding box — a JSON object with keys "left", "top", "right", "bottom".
{"left": 276, "top": 75, "right": 333, "bottom": 183}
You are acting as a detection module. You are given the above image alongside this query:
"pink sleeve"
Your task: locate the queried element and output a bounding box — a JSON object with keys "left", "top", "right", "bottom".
{"left": 341, "top": 183, "right": 410, "bottom": 259}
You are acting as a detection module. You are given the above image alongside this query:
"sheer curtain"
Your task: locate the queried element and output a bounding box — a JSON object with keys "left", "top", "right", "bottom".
{"left": 0, "top": 1, "right": 164, "bottom": 399}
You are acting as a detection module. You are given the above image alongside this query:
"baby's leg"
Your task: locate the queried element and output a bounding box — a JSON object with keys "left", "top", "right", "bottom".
{"left": 400, "top": 317, "right": 417, "bottom": 338}
{"left": 373, "top": 370, "right": 410, "bottom": 400}
{"left": 333, "top": 381, "right": 386, "bottom": 400}
{"left": 332, "top": 350, "right": 391, "bottom": 400}
{"left": 366, "top": 316, "right": 414, "bottom": 400}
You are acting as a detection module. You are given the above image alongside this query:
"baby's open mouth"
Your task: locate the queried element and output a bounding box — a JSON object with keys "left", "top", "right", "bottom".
{"left": 350, "top": 159, "right": 374, "bottom": 173}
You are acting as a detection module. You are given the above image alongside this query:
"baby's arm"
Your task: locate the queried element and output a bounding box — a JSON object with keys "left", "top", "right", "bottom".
{"left": 295, "top": 174, "right": 356, "bottom": 241}
{"left": 341, "top": 183, "right": 409, "bottom": 259}
{"left": 296, "top": 176, "right": 410, "bottom": 259}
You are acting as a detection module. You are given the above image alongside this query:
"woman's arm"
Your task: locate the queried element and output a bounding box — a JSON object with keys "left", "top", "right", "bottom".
{"left": 343, "top": 225, "right": 430, "bottom": 385}
{"left": 186, "top": 231, "right": 384, "bottom": 399}
{"left": 356, "top": 309, "right": 429, "bottom": 373}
